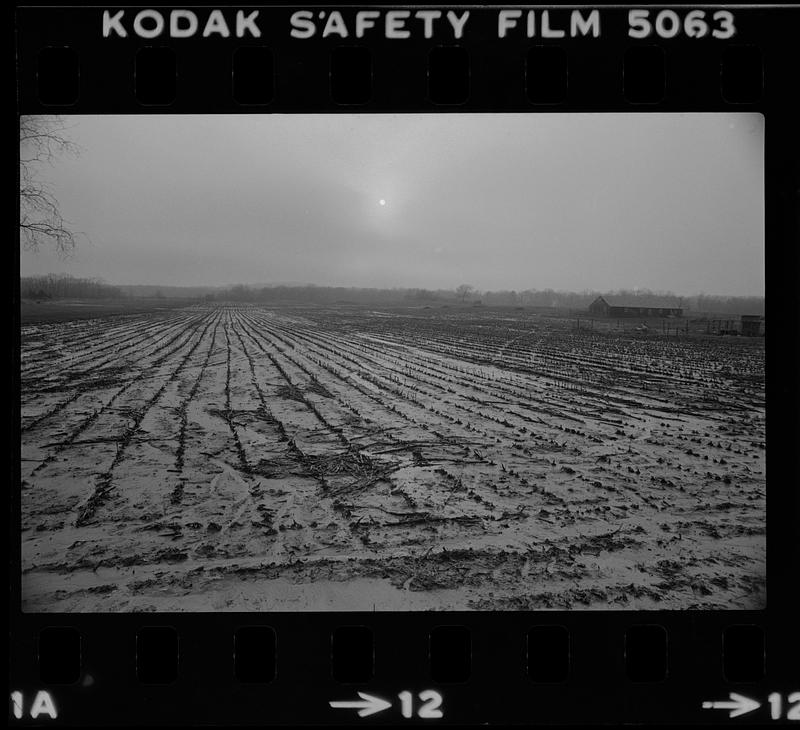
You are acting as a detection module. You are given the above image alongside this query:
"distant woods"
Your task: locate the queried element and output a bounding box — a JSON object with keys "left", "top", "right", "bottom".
{"left": 190, "top": 284, "right": 766, "bottom": 316}
{"left": 19, "top": 276, "right": 764, "bottom": 316}
{"left": 21, "top": 274, "right": 122, "bottom": 300}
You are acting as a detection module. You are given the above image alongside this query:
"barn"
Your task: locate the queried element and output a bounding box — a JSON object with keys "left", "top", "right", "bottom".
{"left": 588, "top": 296, "right": 683, "bottom": 318}
{"left": 740, "top": 315, "right": 764, "bottom": 336}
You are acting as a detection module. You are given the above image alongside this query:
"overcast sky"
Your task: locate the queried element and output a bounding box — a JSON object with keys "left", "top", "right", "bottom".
{"left": 20, "top": 113, "right": 764, "bottom": 296}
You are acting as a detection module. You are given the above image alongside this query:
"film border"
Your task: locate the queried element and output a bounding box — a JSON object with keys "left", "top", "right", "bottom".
{"left": 12, "top": 2, "right": 799, "bottom": 726}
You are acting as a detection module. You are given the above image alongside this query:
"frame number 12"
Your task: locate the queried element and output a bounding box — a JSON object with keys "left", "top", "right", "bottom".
{"left": 768, "top": 692, "right": 800, "bottom": 721}
{"left": 398, "top": 690, "right": 444, "bottom": 719}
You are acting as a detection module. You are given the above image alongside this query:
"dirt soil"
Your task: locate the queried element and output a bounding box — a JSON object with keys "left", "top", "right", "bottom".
{"left": 20, "top": 303, "right": 766, "bottom": 611}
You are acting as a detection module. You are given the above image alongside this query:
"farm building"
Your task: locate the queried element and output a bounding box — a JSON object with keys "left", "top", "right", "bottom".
{"left": 740, "top": 314, "right": 764, "bottom": 336}
{"left": 588, "top": 296, "right": 683, "bottom": 318}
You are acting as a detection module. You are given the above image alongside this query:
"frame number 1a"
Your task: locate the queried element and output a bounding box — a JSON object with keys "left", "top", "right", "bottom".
{"left": 398, "top": 690, "right": 444, "bottom": 719}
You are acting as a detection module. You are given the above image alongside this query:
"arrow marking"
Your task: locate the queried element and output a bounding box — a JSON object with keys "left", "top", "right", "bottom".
{"left": 330, "top": 692, "right": 392, "bottom": 718}
{"left": 702, "top": 692, "right": 761, "bottom": 718}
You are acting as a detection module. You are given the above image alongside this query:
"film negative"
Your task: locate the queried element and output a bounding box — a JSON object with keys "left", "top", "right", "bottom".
{"left": 12, "top": 2, "right": 799, "bottom": 726}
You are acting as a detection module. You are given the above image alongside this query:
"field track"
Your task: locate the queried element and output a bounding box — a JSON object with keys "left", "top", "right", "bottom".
{"left": 21, "top": 303, "right": 766, "bottom": 611}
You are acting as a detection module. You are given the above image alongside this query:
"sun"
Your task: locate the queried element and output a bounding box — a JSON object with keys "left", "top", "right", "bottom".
{"left": 379, "top": 199, "right": 386, "bottom": 206}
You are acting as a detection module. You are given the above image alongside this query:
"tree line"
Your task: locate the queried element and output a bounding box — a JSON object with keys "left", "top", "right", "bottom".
{"left": 20, "top": 276, "right": 765, "bottom": 316}
{"left": 207, "top": 284, "right": 765, "bottom": 315}
{"left": 21, "top": 274, "right": 123, "bottom": 300}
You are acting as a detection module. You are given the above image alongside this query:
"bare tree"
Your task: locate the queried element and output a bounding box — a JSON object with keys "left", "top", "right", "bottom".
{"left": 19, "top": 115, "right": 81, "bottom": 253}
{"left": 455, "top": 284, "right": 474, "bottom": 303}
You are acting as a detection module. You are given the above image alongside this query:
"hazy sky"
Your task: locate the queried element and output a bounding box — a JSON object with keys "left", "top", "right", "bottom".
{"left": 20, "top": 113, "right": 764, "bottom": 296}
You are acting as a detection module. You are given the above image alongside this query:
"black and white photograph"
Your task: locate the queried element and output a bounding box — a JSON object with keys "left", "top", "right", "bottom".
{"left": 19, "top": 113, "right": 765, "bottom": 612}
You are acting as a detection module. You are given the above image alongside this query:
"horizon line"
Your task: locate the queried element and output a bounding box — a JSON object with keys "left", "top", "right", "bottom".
{"left": 19, "top": 275, "right": 766, "bottom": 300}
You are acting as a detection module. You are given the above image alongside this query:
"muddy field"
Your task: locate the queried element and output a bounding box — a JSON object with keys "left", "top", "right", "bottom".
{"left": 19, "top": 303, "right": 766, "bottom": 611}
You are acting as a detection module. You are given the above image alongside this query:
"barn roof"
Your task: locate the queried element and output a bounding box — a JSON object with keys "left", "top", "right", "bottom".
{"left": 595, "top": 295, "right": 682, "bottom": 309}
